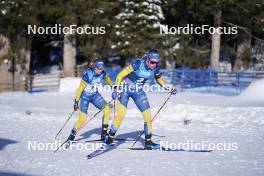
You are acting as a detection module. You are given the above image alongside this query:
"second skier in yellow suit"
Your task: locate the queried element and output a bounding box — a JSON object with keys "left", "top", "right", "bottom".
{"left": 67, "top": 61, "right": 113, "bottom": 143}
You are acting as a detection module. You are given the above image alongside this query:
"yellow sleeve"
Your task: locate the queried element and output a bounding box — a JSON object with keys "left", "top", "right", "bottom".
{"left": 75, "top": 79, "right": 88, "bottom": 101}
{"left": 157, "top": 78, "right": 170, "bottom": 89}
{"left": 104, "top": 75, "right": 113, "bottom": 86}
{"left": 115, "top": 65, "right": 134, "bottom": 86}
{"left": 155, "top": 73, "right": 171, "bottom": 90}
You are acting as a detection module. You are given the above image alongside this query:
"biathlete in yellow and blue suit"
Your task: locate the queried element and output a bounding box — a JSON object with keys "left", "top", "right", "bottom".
{"left": 67, "top": 61, "right": 113, "bottom": 143}
{"left": 105, "top": 50, "right": 177, "bottom": 149}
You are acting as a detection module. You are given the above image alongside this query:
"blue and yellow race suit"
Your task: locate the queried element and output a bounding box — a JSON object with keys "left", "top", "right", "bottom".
{"left": 109, "top": 59, "right": 170, "bottom": 136}
{"left": 73, "top": 69, "right": 113, "bottom": 132}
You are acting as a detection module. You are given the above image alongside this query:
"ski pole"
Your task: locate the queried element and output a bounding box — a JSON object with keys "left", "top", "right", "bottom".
{"left": 53, "top": 139, "right": 69, "bottom": 153}
{"left": 76, "top": 99, "right": 114, "bottom": 134}
{"left": 131, "top": 93, "right": 173, "bottom": 148}
{"left": 113, "top": 99, "right": 116, "bottom": 119}
{"left": 55, "top": 110, "right": 75, "bottom": 139}
{"left": 53, "top": 99, "right": 114, "bottom": 153}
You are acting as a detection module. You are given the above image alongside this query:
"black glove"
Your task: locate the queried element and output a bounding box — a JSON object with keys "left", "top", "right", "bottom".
{"left": 74, "top": 99, "right": 79, "bottom": 111}
{"left": 170, "top": 88, "right": 177, "bottom": 95}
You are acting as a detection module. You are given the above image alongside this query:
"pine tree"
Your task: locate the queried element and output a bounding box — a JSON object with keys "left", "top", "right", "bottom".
{"left": 162, "top": 0, "right": 264, "bottom": 70}
{"left": 0, "top": 0, "right": 38, "bottom": 90}
{"left": 114, "top": 0, "right": 164, "bottom": 59}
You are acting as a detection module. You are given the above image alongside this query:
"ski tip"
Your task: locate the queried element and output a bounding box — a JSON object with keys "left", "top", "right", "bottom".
{"left": 206, "top": 150, "right": 213, "bottom": 152}
{"left": 87, "top": 155, "right": 92, "bottom": 159}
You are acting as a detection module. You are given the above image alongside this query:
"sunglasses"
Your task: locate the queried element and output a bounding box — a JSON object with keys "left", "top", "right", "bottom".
{"left": 96, "top": 67, "right": 104, "bottom": 70}
{"left": 149, "top": 60, "right": 159, "bottom": 65}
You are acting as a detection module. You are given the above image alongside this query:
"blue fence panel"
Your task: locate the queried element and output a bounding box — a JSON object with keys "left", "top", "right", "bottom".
{"left": 102, "top": 67, "right": 264, "bottom": 94}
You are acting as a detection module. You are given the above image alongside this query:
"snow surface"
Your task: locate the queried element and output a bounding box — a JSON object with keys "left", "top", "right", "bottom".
{"left": 0, "top": 79, "right": 264, "bottom": 176}
{"left": 59, "top": 77, "right": 81, "bottom": 93}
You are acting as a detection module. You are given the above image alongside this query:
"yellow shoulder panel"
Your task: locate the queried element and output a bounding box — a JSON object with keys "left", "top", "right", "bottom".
{"left": 104, "top": 75, "right": 113, "bottom": 86}
{"left": 115, "top": 65, "right": 134, "bottom": 86}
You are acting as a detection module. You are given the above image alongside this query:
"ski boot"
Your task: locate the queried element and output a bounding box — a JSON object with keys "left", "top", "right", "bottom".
{"left": 101, "top": 124, "right": 108, "bottom": 141}
{"left": 145, "top": 134, "right": 160, "bottom": 150}
{"left": 66, "top": 128, "right": 77, "bottom": 146}
{"left": 104, "top": 131, "right": 115, "bottom": 145}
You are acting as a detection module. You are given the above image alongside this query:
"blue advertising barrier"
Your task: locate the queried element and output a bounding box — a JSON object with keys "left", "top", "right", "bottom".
{"left": 104, "top": 67, "right": 264, "bottom": 94}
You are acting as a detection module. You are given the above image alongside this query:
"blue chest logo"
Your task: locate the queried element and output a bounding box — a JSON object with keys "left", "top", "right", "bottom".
{"left": 90, "top": 76, "right": 103, "bottom": 85}
{"left": 138, "top": 70, "right": 151, "bottom": 78}
{"left": 135, "top": 63, "right": 154, "bottom": 78}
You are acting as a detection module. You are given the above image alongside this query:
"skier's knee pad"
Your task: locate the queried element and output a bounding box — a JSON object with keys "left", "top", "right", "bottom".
{"left": 75, "top": 111, "right": 87, "bottom": 130}
{"left": 142, "top": 109, "right": 152, "bottom": 133}
{"left": 113, "top": 102, "right": 127, "bottom": 129}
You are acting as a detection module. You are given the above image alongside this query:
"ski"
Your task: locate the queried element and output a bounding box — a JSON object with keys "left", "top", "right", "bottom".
{"left": 86, "top": 143, "right": 116, "bottom": 159}
{"left": 54, "top": 137, "right": 131, "bottom": 154}
{"left": 72, "top": 139, "right": 102, "bottom": 143}
{"left": 129, "top": 147, "right": 212, "bottom": 152}
{"left": 73, "top": 137, "right": 134, "bottom": 143}
{"left": 114, "top": 138, "right": 134, "bottom": 141}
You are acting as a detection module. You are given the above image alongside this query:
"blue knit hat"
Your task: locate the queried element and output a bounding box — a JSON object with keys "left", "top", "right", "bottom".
{"left": 94, "top": 61, "right": 104, "bottom": 69}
